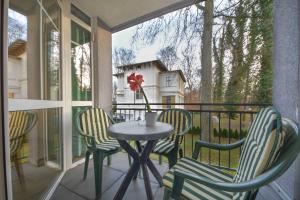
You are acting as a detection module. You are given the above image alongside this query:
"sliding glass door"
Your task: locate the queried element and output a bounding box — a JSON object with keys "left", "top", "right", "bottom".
{"left": 7, "top": 0, "right": 63, "bottom": 199}
{"left": 70, "top": 17, "right": 93, "bottom": 163}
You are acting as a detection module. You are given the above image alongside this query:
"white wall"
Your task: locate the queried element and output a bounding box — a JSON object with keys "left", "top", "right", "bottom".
{"left": 94, "top": 25, "right": 113, "bottom": 112}
{"left": 7, "top": 54, "right": 27, "bottom": 98}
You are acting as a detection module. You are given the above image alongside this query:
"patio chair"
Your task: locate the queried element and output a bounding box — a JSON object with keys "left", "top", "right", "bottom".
{"left": 76, "top": 107, "right": 130, "bottom": 199}
{"left": 154, "top": 109, "right": 192, "bottom": 168}
{"left": 162, "top": 106, "right": 300, "bottom": 200}
{"left": 9, "top": 111, "right": 37, "bottom": 185}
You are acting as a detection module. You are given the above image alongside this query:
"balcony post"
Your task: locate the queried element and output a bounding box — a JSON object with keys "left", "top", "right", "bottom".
{"left": 273, "top": 0, "right": 300, "bottom": 199}
{"left": 93, "top": 17, "right": 113, "bottom": 113}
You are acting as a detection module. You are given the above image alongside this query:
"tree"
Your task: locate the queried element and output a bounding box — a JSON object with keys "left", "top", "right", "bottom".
{"left": 8, "top": 16, "right": 26, "bottom": 45}
{"left": 181, "top": 45, "right": 200, "bottom": 101}
{"left": 113, "top": 47, "right": 136, "bottom": 67}
{"left": 156, "top": 46, "right": 179, "bottom": 70}
{"left": 213, "top": 28, "right": 225, "bottom": 103}
{"left": 225, "top": 3, "right": 247, "bottom": 106}
{"left": 255, "top": 0, "right": 273, "bottom": 103}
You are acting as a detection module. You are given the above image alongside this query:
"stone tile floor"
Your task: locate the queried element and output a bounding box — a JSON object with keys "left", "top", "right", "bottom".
{"left": 51, "top": 153, "right": 283, "bottom": 200}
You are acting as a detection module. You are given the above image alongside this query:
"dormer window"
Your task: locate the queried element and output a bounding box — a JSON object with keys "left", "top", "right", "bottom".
{"left": 166, "top": 75, "right": 172, "bottom": 87}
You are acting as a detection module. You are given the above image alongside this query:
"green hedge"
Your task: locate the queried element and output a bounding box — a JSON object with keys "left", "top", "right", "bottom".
{"left": 188, "top": 126, "right": 247, "bottom": 139}
{"left": 213, "top": 128, "right": 247, "bottom": 139}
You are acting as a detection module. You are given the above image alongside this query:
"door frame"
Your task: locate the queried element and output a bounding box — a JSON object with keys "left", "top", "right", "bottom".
{"left": 0, "top": 0, "right": 10, "bottom": 199}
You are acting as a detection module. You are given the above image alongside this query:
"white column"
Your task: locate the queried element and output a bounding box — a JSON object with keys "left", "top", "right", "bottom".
{"left": 273, "top": 0, "right": 300, "bottom": 199}
{"left": 61, "top": 0, "right": 72, "bottom": 170}
{"left": 93, "top": 19, "right": 113, "bottom": 113}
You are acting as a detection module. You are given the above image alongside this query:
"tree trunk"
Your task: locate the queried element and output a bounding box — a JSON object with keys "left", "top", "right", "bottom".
{"left": 200, "top": 0, "right": 213, "bottom": 141}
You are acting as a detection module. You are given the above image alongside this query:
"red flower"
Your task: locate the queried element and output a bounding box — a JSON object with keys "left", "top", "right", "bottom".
{"left": 127, "top": 73, "right": 144, "bottom": 92}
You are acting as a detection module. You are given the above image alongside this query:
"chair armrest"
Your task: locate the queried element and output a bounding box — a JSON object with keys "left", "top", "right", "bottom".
{"left": 78, "top": 132, "right": 97, "bottom": 149}
{"left": 10, "top": 134, "right": 26, "bottom": 142}
{"left": 107, "top": 114, "right": 116, "bottom": 124}
{"left": 75, "top": 118, "right": 97, "bottom": 150}
{"left": 192, "top": 139, "right": 245, "bottom": 159}
{"left": 171, "top": 159, "right": 287, "bottom": 199}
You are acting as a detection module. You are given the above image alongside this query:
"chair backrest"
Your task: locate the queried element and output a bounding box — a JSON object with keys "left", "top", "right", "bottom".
{"left": 157, "top": 108, "right": 192, "bottom": 143}
{"left": 9, "top": 111, "right": 37, "bottom": 155}
{"left": 77, "top": 107, "right": 113, "bottom": 145}
{"left": 233, "top": 107, "right": 284, "bottom": 199}
{"left": 232, "top": 117, "right": 299, "bottom": 200}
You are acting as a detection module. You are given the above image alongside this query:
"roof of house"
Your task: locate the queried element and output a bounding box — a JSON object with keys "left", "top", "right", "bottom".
{"left": 115, "top": 59, "right": 186, "bottom": 82}
{"left": 8, "top": 39, "right": 26, "bottom": 57}
{"left": 116, "top": 60, "right": 168, "bottom": 72}
{"left": 160, "top": 70, "right": 186, "bottom": 82}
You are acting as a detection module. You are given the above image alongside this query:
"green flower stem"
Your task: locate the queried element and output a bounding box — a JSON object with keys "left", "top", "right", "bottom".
{"left": 140, "top": 86, "right": 152, "bottom": 112}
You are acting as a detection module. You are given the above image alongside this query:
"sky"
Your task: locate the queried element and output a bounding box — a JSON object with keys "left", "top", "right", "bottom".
{"left": 112, "top": 26, "right": 164, "bottom": 63}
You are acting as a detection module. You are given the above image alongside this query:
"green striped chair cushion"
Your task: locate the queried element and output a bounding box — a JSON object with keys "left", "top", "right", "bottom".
{"left": 156, "top": 109, "right": 191, "bottom": 154}
{"left": 153, "top": 139, "right": 175, "bottom": 154}
{"left": 80, "top": 108, "right": 120, "bottom": 151}
{"left": 9, "top": 111, "right": 29, "bottom": 155}
{"left": 163, "top": 157, "right": 234, "bottom": 200}
{"left": 233, "top": 107, "right": 283, "bottom": 200}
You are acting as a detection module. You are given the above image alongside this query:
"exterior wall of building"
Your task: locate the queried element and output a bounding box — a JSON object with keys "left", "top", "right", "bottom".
{"left": 273, "top": 0, "right": 300, "bottom": 199}
{"left": 7, "top": 54, "right": 27, "bottom": 98}
{"left": 115, "top": 62, "right": 185, "bottom": 110}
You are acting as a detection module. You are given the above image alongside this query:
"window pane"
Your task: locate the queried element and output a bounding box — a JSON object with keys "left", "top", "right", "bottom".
{"left": 8, "top": 0, "right": 62, "bottom": 100}
{"left": 71, "top": 21, "right": 92, "bottom": 101}
{"left": 8, "top": 1, "right": 40, "bottom": 99}
{"left": 43, "top": 11, "right": 62, "bottom": 100}
{"left": 9, "top": 108, "right": 63, "bottom": 200}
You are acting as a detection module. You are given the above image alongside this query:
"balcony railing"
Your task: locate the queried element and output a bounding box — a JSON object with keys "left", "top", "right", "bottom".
{"left": 113, "top": 103, "right": 270, "bottom": 171}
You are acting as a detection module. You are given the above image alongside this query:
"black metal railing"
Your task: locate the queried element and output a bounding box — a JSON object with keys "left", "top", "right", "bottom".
{"left": 112, "top": 103, "right": 270, "bottom": 171}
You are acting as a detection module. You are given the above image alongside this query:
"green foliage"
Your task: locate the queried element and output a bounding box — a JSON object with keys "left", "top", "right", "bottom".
{"left": 188, "top": 126, "right": 201, "bottom": 134}
{"left": 213, "top": 128, "right": 248, "bottom": 139}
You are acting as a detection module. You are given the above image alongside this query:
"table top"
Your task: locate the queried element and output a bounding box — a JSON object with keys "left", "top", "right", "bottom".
{"left": 108, "top": 121, "right": 174, "bottom": 141}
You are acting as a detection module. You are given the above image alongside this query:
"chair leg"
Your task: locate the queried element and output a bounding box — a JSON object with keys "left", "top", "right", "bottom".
{"left": 163, "top": 188, "right": 171, "bottom": 200}
{"left": 93, "top": 151, "right": 104, "bottom": 199}
{"left": 159, "top": 155, "right": 162, "bottom": 165}
{"left": 13, "top": 155, "right": 25, "bottom": 185}
{"left": 128, "top": 154, "right": 132, "bottom": 166}
{"left": 83, "top": 151, "right": 91, "bottom": 181}
{"left": 179, "top": 148, "right": 184, "bottom": 158}
{"left": 167, "top": 152, "right": 177, "bottom": 169}
{"left": 107, "top": 155, "right": 111, "bottom": 166}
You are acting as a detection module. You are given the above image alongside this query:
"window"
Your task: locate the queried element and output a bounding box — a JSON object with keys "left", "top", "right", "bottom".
{"left": 166, "top": 75, "right": 172, "bottom": 87}
{"left": 135, "top": 89, "right": 143, "bottom": 99}
{"left": 7, "top": 1, "right": 62, "bottom": 100}
{"left": 71, "top": 21, "right": 92, "bottom": 101}
{"left": 71, "top": 10, "right": 93, "bottom": 163}
{"left": 7, "top": 1, "right": 63, "bottom": 199}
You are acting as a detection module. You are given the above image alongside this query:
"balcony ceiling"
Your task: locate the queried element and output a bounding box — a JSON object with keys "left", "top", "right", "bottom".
{"left": 71, "top": 0, "right": 200, "bottom": 32}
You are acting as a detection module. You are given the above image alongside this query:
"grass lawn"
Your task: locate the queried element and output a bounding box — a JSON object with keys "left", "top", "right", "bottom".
{"left": 190, "top": 112, "right": 253, "bottom": 132}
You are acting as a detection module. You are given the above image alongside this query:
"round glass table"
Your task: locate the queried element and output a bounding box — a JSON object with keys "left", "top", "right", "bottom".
{"left": 108, "top": 121, "right": 174, "bottom": 200}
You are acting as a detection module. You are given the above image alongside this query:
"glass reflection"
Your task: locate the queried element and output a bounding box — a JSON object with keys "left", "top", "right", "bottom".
{"left": 7, "top": 0, "right": 62, "bottom": 100}
{"left": 71, "top": 21, "right": 92, "bottom": 101}
{"left": 10, "top": 108, "right": 63, "bottom": 200}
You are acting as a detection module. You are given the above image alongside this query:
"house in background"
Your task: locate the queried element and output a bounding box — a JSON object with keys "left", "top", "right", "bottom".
{"left": 7, "top": 39, "right": 27, "bottom": 99}
{"left": 114, "top": 60, "right": 186, "bottom": 113}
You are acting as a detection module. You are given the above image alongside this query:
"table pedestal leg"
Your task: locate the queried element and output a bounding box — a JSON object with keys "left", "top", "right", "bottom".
{"left": 146, "top": 159, "right": 163, "bottom": 187}
{"left": 114, "top": 140, "right": 159, "bottom": 200}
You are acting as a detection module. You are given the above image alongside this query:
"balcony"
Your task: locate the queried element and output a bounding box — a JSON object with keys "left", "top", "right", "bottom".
{"left": 51, "top": 152, "right": 281, "bottom": 200}
{"left": 48, "top": 103, "right": 285, "bottom": 200}
{"left": 2, "top": 0, "right": 300, "bottom": 199}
